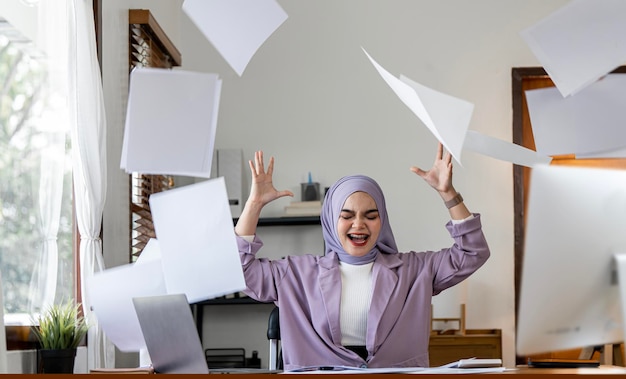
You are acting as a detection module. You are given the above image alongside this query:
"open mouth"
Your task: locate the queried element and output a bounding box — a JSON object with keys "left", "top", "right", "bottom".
{"left": 348, "top": 233, "right": 369, "bottom": 246}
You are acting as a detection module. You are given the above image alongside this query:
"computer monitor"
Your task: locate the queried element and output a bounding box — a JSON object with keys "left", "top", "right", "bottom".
{"left": 516, "top": 164, "right": 626, "bottom": 357}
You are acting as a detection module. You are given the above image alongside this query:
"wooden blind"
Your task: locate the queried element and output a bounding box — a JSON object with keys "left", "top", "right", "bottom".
{"left": 128, "top": 10, "right": 181, "bottom": 262}
{"left": 129, "top": 9, "right": 181, "bottom": 69}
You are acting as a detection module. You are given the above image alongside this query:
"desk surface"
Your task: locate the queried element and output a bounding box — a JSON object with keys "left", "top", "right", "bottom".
{"left": 497, "top": 365, "right": 626, "bottom": 375}
{"left": 88, "top": 364, "right": 626, "bottom": 375}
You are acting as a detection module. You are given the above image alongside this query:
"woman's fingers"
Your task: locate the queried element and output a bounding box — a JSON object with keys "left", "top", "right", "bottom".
{"left": 267, "top": 156, "right": 274, "bottom": 176}
{"left": 436, "top": 142, "right": 443, "bottom": 160}
{"left": 256, "top": 151, "right": 265, "bottom": 173}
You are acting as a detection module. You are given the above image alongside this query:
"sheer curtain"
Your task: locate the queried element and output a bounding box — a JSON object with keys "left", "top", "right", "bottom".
{"left": 27, "top": 131, "right": 65, "bottom": 313}
{"left": 27, "top": 0, "right": 72, "bottom": 319}
{"left": 0, "top": 271, "right": 6, "bottom": 373}
{"left": 66, "top": 0, "right": 113, "bottom": 370}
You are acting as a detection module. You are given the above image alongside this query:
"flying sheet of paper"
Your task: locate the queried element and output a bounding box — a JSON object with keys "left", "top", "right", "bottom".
{"left": 182, "top": 0, "right": 288, "bottom": 77}
{"left": 520, "top": 0, "right": 626, "bottom": 97}
{"left": 464, "top": 130, "right": 552, "bottom": 168}
{"left": 525, "top": 74, "right": 626, "bottom": 156}
{"left": 362, "top": 48, "right": 472, "bottom": 165}
{"left": 149, "top": 177, "right": 246, "bottom": 303}
{"left": 88, "top": 239, "right": 167, "bottom": 352}
{"left": 121, "top": 67, "right": 221, "bottom": 178}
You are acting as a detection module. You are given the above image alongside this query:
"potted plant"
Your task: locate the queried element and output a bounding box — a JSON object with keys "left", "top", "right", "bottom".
{"left": 32, "top": 301, "right": 90, "bottom": 374}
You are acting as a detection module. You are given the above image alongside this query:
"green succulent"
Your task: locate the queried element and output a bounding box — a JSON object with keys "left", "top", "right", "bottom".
{"left": 32, "top": 301, "right": 90, "bottom": 350}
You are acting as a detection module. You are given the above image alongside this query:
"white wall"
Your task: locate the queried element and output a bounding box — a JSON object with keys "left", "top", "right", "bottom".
{"left": 100, "top": 0, "right": 571, "bottom": 369}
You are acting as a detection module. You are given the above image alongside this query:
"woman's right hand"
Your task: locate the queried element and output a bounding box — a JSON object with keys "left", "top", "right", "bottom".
{"left": 246, "top": 150, "right": 293, "bottom": 208}
{"left": 235, "top": 151, "right": 293, "bottom": 237}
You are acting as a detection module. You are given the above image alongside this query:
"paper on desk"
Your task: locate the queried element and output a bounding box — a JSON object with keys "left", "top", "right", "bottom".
{"left": 413, "top": 367, "right": 506, "bottom": 374}
{"left": 525, "top": 74, "right": 626, "bottom": 156}
{"left": 463, "top": 130, "right": 552, "bottom": 168}
{"left": 149, "top": 177, "right": 246, "bottom": 303}
{"left": 182, "top": 0, "right": 287, "bottom": 77}
{"left": 121, "top": 67, "right": 221, "bottom": 178}
{"left": 286, "top": 365, "right": 505, "bottom": 374}
{"left": 520, "top": 0, "right": 626, "bottom": 98}
{"left": 88, "top": 239, "right": 167, "bottom": 352}
{"left": 362, "top": 48, "right": 472, "bottom": 165}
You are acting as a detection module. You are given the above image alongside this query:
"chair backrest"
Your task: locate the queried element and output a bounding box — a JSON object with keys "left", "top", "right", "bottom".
{"left": 266, "top": 306, "right": 282, "bottom": 370}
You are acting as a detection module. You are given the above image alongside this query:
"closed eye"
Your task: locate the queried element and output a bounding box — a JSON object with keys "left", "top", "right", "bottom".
{"left": 340, "top": 209, "right": 379, "bottom": 220}
{"left": 340, "top": 210, "right": 355, "bottom": 220}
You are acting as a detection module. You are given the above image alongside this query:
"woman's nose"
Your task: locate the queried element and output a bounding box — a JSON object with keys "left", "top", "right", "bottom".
{"left": 352, "top": 216, "right": 365, "bottom": 227}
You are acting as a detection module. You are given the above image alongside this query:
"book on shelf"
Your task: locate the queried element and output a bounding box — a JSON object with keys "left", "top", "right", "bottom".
{"left": 284, "top": 200, "right": 322, "bottom": 216}
{"left": 287, "top": 200, "right": 322, "bottom": 208}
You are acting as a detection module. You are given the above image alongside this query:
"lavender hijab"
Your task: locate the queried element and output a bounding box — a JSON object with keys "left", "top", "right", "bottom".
{"left": 321, "top": 175, "right": 399, "bottom": 265}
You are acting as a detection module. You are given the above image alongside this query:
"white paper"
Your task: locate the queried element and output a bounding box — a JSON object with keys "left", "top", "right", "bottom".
{"left": 464, "top": 130, "right": 552, "bottom": 168}
{"left": 121, "top": 67, "right": 221, "bottom": 178}
{"left": 286, "top": 364, "right": 505, "bottom": 374}
{"left": 88, "top": 239, "right": 167, "bottom": 352}
{"left": 148, "top": 177, "right": 246, "bottom": 303}
{"left": 362, "top": 48, "right": 472, "bottom": 165}
{"left": 520, "top": 0, "right": 626, "bottom": 97}
{"left": 525, "top": 74, "right": 626, "bottom": 156}
{"left": 182, "top": 0, "right": 288, "bottom": 77}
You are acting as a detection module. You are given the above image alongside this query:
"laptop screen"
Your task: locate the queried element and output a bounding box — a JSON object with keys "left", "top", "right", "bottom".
{"left": 132, "top": 293, "right": 209, "bottom": 374}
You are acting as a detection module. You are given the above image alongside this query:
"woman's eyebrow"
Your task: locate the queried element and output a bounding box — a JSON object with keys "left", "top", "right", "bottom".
{"left": 340, "top": 209, "right": 379, "bottom": 214}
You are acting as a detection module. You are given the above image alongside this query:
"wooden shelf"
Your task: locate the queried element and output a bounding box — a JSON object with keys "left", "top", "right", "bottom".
{"left": 196, "top": 297, "right": 269, "bottom": 306}
{"left": 233, "top": 216, "right": 320, "bottom": 226}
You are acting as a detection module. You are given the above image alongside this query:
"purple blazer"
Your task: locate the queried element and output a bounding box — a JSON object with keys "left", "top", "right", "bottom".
{"left": 237, "top": 214, "right": 490, "bottom": 370}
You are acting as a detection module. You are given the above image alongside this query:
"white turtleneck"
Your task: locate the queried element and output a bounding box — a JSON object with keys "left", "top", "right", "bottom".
{"left": 339, "top": 261, "right": 373, "bottom": 346}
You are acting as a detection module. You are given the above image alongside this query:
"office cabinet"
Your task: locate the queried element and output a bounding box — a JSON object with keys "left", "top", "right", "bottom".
{"left": 428, "top": 329, "right": 502, "bottom": 367}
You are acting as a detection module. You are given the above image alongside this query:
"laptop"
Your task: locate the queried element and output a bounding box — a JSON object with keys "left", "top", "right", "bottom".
{"left": 132, "top": 293, "right": 210, "bottom": 374}
{"left": 132, "top": 293, "right": 281, "bottom": 374}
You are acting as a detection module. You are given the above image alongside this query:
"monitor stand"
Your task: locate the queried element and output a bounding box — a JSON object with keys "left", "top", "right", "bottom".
{"left": 613, "top": 253, "right": 626, "bottom": 366}
{"left": 578, "top": 344, "right": 623, "bottom": 366}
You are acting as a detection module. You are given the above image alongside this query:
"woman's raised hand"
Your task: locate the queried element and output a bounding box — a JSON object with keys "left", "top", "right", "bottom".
{"left": 235, "top": 151, "right": 293, "bottom": 236}
{"left": 409, "top": 143, "right": 453, "bottom": 194}
{"left": 246, "top": 150, "right": 294, "bottom": 207}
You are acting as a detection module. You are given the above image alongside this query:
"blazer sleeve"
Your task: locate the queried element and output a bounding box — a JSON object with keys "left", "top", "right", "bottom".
{"left": 431, "top": 213, "right": 490, "bottom": 295}
{"left": 237, "top": 234, "right": 286, "bottom": 303}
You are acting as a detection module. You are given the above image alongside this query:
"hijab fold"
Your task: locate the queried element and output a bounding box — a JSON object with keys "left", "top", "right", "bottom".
{"left": 321, "top": 175, "right": 398, "bottom": 265}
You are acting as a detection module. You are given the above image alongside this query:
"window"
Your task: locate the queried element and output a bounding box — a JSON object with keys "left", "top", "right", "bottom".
{"left": 0, "top": 17, "right": 74, "bottom": 324}
{"left": 128, "top": 10, "right": 181, "bottom": 262}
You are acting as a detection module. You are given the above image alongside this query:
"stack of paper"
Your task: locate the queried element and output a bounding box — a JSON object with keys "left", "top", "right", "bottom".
{"left": 283, "top": 201, "right": 322, "bottom": 217}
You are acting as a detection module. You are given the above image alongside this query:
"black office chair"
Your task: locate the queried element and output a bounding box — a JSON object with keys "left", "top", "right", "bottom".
{"left": 267, "top": 306, "right": 283, "bottom": 370}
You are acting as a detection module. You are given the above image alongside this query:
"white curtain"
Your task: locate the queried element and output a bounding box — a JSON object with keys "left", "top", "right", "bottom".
{"left": 27, "top": 131, "right": 65, "bottom": 313}
{"left": 28, "top": 0, "right": 74, "bottom": 318}
{"left": 0, "top": 271, "right": 7, "bottom": 373}
{"left": 66, "top": 0, "right": 113, "bottom": 370}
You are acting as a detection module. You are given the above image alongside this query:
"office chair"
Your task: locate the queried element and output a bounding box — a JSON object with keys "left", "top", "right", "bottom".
{"left": 266, "top": 306, "right": 282, "bottom": 370}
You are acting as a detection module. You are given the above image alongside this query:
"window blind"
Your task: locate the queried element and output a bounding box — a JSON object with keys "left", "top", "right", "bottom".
{"left": 128, "top": 9, "right": 181, "bottom": 262}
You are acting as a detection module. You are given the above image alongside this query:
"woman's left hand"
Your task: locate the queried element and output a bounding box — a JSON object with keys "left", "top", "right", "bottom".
{"left": 410, "top": 142, "right": 453, "bottom": 194}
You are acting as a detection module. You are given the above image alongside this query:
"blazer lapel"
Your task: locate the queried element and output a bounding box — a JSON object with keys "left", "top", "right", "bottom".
{"left": 318, "top": 252, "right": 343, "bottom": 344}
{"left": 366, "top": 253, "right": 402, "bottom": 352}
